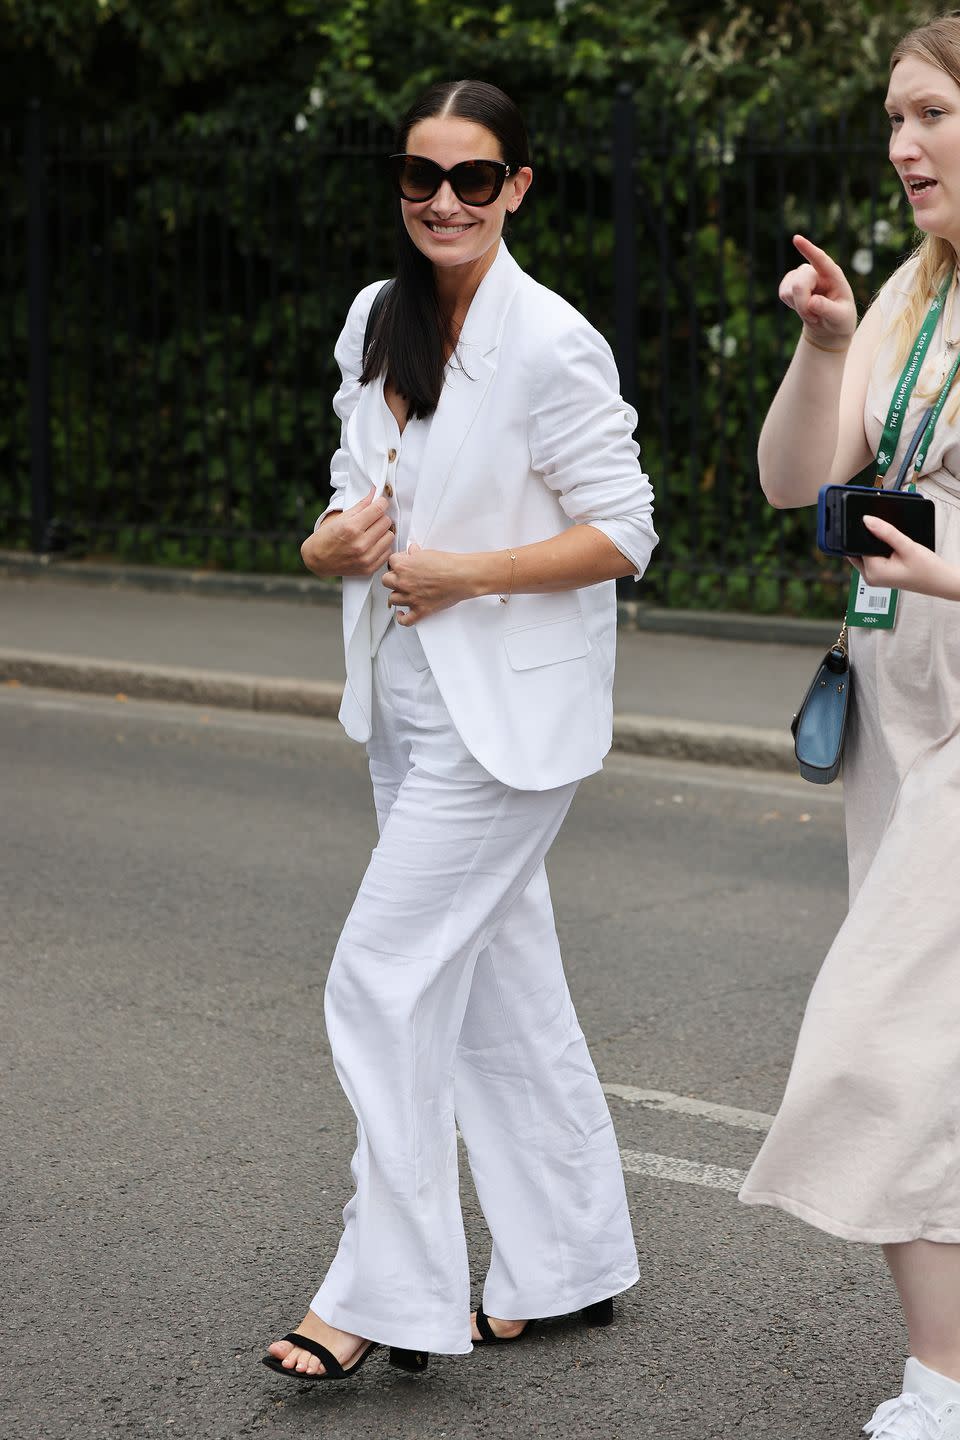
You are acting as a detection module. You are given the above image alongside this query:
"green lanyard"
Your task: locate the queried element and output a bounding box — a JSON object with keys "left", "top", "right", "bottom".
{"left": 875, "top": 274, "right": 960, "bottom": 484}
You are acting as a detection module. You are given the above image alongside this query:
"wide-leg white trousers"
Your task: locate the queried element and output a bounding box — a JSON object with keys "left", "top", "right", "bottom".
{"left": 311, "top": 620, "right": 638, "bottom": 1354}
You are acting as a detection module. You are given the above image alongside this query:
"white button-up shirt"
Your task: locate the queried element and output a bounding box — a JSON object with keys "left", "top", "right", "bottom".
{"left": 370, "top": 397, "right": 433, "bottom": 657}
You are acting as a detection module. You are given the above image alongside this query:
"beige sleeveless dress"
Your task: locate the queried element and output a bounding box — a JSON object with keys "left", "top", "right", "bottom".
{"left": 740, "top": 258, "right": 960, "bottom": 1243}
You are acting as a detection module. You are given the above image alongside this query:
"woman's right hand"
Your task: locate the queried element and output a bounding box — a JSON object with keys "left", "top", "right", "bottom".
{"left": 781, "top": 235, "right": 857, "bottom": 348}
{"left": 300, "top": 487, "right": 396, "bottom": 578}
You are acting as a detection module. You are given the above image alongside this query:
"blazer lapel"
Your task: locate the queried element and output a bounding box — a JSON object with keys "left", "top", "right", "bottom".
{"left": 409, "top": 243, "right": 523, "bottom": 544}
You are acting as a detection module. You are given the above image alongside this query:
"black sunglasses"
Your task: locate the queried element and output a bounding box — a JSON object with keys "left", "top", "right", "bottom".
{"left": 389, "top": 153, "right": 514, "bottom": 207}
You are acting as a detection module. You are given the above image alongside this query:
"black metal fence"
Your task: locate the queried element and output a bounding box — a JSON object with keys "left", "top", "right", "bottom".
{"left": 1, "top": 94, "right": 907, "bottom": 611}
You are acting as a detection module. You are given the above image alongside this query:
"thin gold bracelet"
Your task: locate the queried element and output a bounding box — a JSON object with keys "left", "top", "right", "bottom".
{"left": 801, "top": 329, "right": 851, "bottom": 355}
{"left": 498, "top": 550, "right": 518, "bottom": 604}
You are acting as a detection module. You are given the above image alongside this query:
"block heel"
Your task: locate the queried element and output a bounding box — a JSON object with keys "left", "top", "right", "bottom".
{"left": 389, "top": 1346, "right": 429, "bottom": 1373}
{"left": 581, "top": 1297, "right": 614, "bottom": 1326}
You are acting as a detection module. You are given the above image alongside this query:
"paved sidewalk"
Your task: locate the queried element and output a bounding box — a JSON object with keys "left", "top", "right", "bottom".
{"left": 0, "top": 570, "right": 830, "bottom": 770}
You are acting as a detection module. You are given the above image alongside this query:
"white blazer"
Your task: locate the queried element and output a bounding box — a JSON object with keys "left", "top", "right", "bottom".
{"left": 323, "top": 243, "right": 657, "bottom": 791}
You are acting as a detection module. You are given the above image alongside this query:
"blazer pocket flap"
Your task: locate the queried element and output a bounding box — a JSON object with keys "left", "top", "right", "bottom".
{"left": 503, "top": 615, "right": 590, "bottom": 671}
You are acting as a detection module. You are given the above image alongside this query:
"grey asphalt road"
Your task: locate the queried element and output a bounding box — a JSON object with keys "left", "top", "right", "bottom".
{"left": 3, "top": 689, "right": 902, "bottom": 1440}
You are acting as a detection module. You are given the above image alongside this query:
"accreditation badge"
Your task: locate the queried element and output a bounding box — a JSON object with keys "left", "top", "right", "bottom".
{"left": 845, "top": 571, "right": 899, "bottom": 629}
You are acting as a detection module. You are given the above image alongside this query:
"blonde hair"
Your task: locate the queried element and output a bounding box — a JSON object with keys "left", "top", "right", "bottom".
{"left": 886, "top": 16, "right": 960, "bottom": 379}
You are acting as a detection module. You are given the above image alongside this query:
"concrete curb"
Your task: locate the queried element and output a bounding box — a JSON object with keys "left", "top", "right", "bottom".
{"left": 0, "top": 648, "right": 796, "bottom": 772}
{"left": 617, "top": 602, "right": 837, "bottom": 648}
{"left": 0, "top": 650, "right": 343, "bottom": 719}
{"left": 610, "top": 714, "right": 794, "bottom": 771}
{"left": 0, "top": 550, "right": 838, "bottom": 646}
{"left": 0, "top": 551, "right": 341, "bottom": 607}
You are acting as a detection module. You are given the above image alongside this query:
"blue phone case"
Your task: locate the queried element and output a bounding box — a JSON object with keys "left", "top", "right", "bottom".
{"left": 817, "top": 483, "right": 854, "bottom": 556}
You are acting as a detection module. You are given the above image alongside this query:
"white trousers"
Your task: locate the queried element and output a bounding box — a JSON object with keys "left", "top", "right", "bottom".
{"left": 311, "top": 620, "right": 638, "bottom": 1354}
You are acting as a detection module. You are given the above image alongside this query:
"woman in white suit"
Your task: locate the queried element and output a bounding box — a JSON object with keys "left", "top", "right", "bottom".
{"left": 263, "top": 78, "right": 657, "bottom": 1383}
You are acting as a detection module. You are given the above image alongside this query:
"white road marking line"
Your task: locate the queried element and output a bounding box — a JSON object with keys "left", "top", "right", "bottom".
{"left": 1, "top": 696, "right": 83, "bottom": 712}
{"left": 620, "top": 1149, "right": 747, "bottom": 1193}
{"left": 603, "top": 1083, "right": 773, "bottom": 1133}
{"left": 459, "top": 1130, "right": 749, "bottom": 1194}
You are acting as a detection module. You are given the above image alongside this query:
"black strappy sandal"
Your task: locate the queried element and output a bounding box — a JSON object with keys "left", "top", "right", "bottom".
{"left": 261, "top": 1331, "right": 428, "bottom": 1381}
{"left": 473, "top": 1295, "right": 614, "bottom": 1345}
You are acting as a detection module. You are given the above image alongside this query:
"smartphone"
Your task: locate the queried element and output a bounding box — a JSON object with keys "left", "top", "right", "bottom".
{"left": 817, "top": 483, "right": 936, "bottom": 557}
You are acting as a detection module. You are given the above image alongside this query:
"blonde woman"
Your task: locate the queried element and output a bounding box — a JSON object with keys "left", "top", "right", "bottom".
{"left": 740, "top": 16, "right": 960, "bottom": 1439}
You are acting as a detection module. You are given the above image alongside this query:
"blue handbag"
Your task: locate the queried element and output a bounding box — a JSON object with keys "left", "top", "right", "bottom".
{"left": 791, "top": 622, "right": 851, "bottom": 784}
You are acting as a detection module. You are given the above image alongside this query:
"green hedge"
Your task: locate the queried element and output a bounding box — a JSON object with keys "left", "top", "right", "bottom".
{"left": 0, "top": 0, "right": 936, "bottom": 611}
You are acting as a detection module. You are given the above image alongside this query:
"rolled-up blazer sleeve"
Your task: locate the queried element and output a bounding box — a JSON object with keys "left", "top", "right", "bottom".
{"left": 527, "top": 318, "right": 658, "bottom": 579}
{"left": 314, "top": 280, "right": 387, "bottom": 531}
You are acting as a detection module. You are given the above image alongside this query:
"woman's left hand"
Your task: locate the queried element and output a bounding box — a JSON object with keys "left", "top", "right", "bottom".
{"left": 855, "top": 514, "right": 960, "bottom": 600}
{"left": 383, "top": 544, "right": 476, "bottom": 624}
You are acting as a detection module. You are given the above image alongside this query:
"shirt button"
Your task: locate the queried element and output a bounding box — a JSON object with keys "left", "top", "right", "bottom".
{"left": 384, "top": 483, "right": 394, "bottom": 498}
{"left": 387, "top": 448, "right": 397, "bottom": 462}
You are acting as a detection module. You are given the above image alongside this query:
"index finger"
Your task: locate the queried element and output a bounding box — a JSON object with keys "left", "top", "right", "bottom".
{"left": 792, "top": 234, "right": 842, "bottom": 281}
